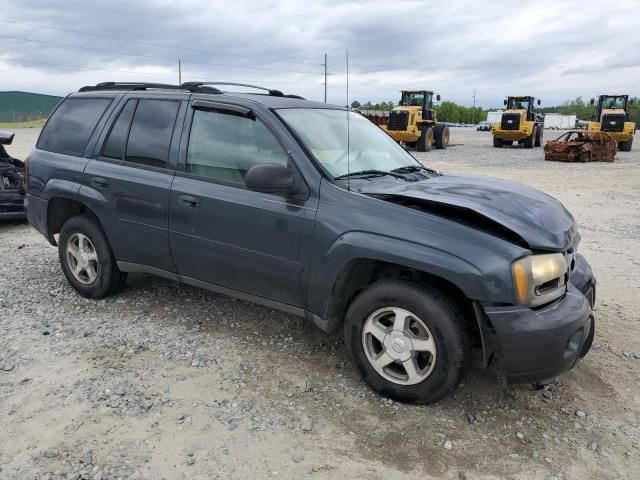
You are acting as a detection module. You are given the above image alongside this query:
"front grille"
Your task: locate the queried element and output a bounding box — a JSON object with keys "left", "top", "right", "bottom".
{"left": 388, "top": 110, "right": 409, "bottom": 131}
{"left": 601, "top": 114, "right": 625, "bottom": 132}
{"left": 501, "top": 113, "right": 520, "bottom": 130}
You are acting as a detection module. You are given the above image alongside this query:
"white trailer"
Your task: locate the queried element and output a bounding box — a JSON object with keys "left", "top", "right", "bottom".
{"left": 544, "top": 114, "right": 562, "bottom": 129}
{"left": 560, "top": 114, "right": 576, "bottom": 129}
{"left": 544, "top": 114, "right": 577, "bottom": 129}
{"left": 486, "top": 110, "right": 503, "bottom": 124}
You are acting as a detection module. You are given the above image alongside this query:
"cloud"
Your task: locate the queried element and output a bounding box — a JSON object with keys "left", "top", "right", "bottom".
{"left": 0, "top": 0, "right": 638, "bottom": 107}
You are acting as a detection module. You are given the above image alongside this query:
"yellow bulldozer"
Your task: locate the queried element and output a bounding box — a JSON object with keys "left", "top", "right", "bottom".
{"left": 381, "top": 90, "right": 449, "bottom": 152}
{"left": 492, "top": 96, "right": 544, "bottom": 148}
{"left": 587, "top": 95, "right": 636, "bottom": 151}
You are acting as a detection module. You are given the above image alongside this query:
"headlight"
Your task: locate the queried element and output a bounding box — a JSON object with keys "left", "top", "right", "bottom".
{"left": 512, "top": 253, "right": 568, "bottom": 307}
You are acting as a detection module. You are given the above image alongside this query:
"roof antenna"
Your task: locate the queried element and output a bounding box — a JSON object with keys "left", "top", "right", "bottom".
{"left": 346, "top": 48, "right": 350, "bottom": 192}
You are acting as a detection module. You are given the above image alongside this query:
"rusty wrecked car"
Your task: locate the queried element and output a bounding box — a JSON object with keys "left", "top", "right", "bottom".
{"left": 544, "top": 130, "right": 617, "bottom": 163}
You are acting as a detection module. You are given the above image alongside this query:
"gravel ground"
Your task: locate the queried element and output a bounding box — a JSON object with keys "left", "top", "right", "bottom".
{"left": 1, "top": 127, "right": 639, "bottom": 480}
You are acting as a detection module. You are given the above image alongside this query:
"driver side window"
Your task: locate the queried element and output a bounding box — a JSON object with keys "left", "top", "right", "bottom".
{"left": 186, "top": 109, "right": 288, "bottom": 186}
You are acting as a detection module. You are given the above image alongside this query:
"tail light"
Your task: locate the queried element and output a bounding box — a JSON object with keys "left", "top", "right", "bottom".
{"left": 23, "top": 156, "right": 29, "bottom": 191}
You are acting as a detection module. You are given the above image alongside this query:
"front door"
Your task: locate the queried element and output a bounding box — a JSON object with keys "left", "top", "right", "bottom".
{"left": 169, "top": 102, "right": 317, "bottom": 306}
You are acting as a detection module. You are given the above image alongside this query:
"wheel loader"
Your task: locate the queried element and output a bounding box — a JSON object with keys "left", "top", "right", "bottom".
{"left": 492, "top": 96, "right": 544, "bottom": 148}
{"left": 587, "top": 95, "right": 636, "bottom": 151}
{"left": 381, "top": 90, "right": 449, "bottom": 152}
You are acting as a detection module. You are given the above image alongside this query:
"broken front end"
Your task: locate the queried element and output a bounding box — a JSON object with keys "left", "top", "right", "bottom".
{"left": 544, "top": 130, "right": 617, "bottom": 163}
{"left": 1, "top": 131, "right": 26, "bottom": 220}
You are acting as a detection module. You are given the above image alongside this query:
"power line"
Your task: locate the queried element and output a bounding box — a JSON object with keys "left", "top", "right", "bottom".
{"left": 4, "top": 58, "right": 173, "bottom": 77}
{"left": 0, "top": 18, "right": 324, "bottom": 67}
{"left": 2, "top": 58, "right": 315, "bottom": 87}
{"left": 0, "top": 34, "right": 321, "bottom": 75}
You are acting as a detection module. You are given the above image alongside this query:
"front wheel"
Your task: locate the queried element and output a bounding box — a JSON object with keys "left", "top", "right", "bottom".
{"left": 619, "top": 138, "right": 633, "bottom": 152}
{"left": 59, "top": 215, "right": 127, "bottom": 298}
{"left": 417, "top": 127, "right": 434, "bottom": 152}
{"left": 344, "top": 279, "right": 470, "bottom": 404}
{"left": 535, "top": 125, "right": 543, "bottom": 147}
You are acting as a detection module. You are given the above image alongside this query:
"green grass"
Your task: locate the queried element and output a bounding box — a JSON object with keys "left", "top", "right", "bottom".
{"left": 0, "top": 118, "right": 47, "bottom": 129}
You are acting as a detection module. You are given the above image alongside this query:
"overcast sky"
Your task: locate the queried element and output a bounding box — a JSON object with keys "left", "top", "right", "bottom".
{"left": 1, "top": 0, "right": 639, "bottom": 108}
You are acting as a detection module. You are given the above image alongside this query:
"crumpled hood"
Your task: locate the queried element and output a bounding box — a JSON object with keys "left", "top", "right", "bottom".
{"left": 359, "top": 173, "right": 577, "bottom": 251}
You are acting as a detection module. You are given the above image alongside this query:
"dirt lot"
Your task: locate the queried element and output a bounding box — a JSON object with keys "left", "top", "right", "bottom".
{"left": 1, "top": 128, "right": 639, "bottom": 480}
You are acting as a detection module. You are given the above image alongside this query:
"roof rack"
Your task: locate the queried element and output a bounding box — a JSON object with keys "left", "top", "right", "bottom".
{"left": 78, "top": 82, "right": 223, "bottom": 93}
{"left": 78, "top": 81, "right": 304, "bottom": 99}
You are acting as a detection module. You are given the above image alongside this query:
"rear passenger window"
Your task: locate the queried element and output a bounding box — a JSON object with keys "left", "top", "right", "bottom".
{"left": 102, "top": 99, "right": 137, "bottom": 160}
{"left": 37, "top": 98, "right": 112, "bottom": 156}
{"left": 186, "top": 109, "right": 288, "bottom": 186}
{"left": 125, "top": 100, "right": 180, "bottom": 168}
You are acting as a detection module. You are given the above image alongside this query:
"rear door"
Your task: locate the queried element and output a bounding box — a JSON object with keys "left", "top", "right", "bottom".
{"left": 168, "top": 100, "right": 317, "bottom": 306}
{"left": 82, "top": 95, "right": 187, "bottom": 272}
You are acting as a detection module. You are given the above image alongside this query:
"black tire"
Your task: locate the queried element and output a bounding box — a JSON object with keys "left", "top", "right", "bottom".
{"left": 619, "top": 138, "right": 633, "bottom": 152}
{"left": 434, "top": 124, "right": 450, "bottom": 149}
{"left": 58, "top": 214, "right": 127, "bottom": 299}
{"left": 523, "top": 128, "right": 535, "bottom": 148}
{"left": 534, "top": 125, "right": 543, "bottom": 147}
{"left": 493, "top": 135, "right": 503, "bottom": 148}
{"left": 416, "top": 127, "right": 434, "bottom": 152}
{"left": 503, "top": 140, "right": 513, "bottom": 146}
{"left": 343, "top": 279, "right": 470, "bottom": 404}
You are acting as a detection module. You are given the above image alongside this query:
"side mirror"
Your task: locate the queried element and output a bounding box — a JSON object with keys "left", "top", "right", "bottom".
{"left": 503, "top": 99, "right": 508, "bottom": 106}
{"left": 590, "top": 98, "right": 595, "bottom": 105}
{"left": 245, "top": 163, "right": 297, "bottom": 195}
{"left": 436, "top": 94, "right": 441, "bottom": 101}
{"left": 537, "top": 99, "right": 541, "bottom": 106}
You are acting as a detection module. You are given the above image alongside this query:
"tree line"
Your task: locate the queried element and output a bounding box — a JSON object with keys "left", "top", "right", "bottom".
{"left": 351, "top": 96, "right": 640, "bottom": 124}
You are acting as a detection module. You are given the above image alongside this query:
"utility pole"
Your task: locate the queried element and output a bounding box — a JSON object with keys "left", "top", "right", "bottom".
{"left": 323, "top": 53, "right": 327, "bottom": 103}
{"left": 178, "top": 59, "right": 182, "bottom": 85}
{"left": 472, "top": 89, "right": 476, "bottom": 123}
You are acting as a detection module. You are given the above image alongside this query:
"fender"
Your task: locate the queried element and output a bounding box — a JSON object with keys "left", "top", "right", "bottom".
{"left": 306, "top": 230, "right": 515, "bottom": 329}
{"left": 42, "top": 179, "right": 83, "bottom": 245}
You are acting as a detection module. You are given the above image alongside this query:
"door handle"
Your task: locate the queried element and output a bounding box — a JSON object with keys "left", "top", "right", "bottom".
{"left": 90, "top": 176, "right": 109, "bottom": 188}
{"left": 178, "top": 194, "right": 201, "bottom": 208}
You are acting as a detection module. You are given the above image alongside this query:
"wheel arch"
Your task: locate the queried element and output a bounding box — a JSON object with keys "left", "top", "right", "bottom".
{"left": 46, "top": 196, "right": 105, "bottom": 247}
{"left": 322, "top": 257, "right": 483, "bottom": 357}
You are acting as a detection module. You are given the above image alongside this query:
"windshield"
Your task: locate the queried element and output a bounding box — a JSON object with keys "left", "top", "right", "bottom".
{"left": 401, "top": 91, "right": 432, "bottom": 108}
{"left": 508, "top": 97, "right": 530, "bottom": 110}
{"left": 277, "top": 109, "right": 421, "bottom": 179}
{"left": 600, "top": 96, "right": 626, "bottom": 109}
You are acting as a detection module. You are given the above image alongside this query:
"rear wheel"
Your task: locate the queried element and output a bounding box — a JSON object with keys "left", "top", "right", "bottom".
{"left": 493, "top": 135, "right": 504, "bottom": 148}
{"left": 619, "top": 138, "right": 633, "bottom": 152}
{"left": 434, "top": 124, "right": 450, "bottom": 149}
{"left": 343, "top": 279, "right": 470, "bottom": 404}
{"left": 58, "top": 215, "right": 127, "bottom": 298}
{"left": 417, "top": 127, "right": 434, "bottom": 152}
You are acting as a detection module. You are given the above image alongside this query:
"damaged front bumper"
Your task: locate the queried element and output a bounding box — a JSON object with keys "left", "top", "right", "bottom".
{"left": 480, "top": 253, "right": 596, "bottom": 384}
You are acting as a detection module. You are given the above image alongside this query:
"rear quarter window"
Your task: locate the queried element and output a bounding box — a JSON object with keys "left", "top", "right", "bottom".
{"left": 37, "top": 97, "right": 112, "bottom": 156}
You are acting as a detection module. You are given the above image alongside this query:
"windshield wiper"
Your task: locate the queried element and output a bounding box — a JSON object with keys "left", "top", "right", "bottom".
{"left": 334, "top": 169, "right": 405, "bottom": 180}
{"left": 391, "top": 164, "right": 439, "bottom": 175}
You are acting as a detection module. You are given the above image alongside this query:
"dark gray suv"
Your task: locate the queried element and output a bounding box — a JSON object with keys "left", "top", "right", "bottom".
{"left": 25, "top": 82, "right": 596, "bottom": 403}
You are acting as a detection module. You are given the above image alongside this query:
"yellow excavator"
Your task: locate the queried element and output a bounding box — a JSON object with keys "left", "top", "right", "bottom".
{"left": 587, "top": 95, "right": 636, "bottom": 151}
{"left": 381, "top": 90, "right": 449, "bottom": 152}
